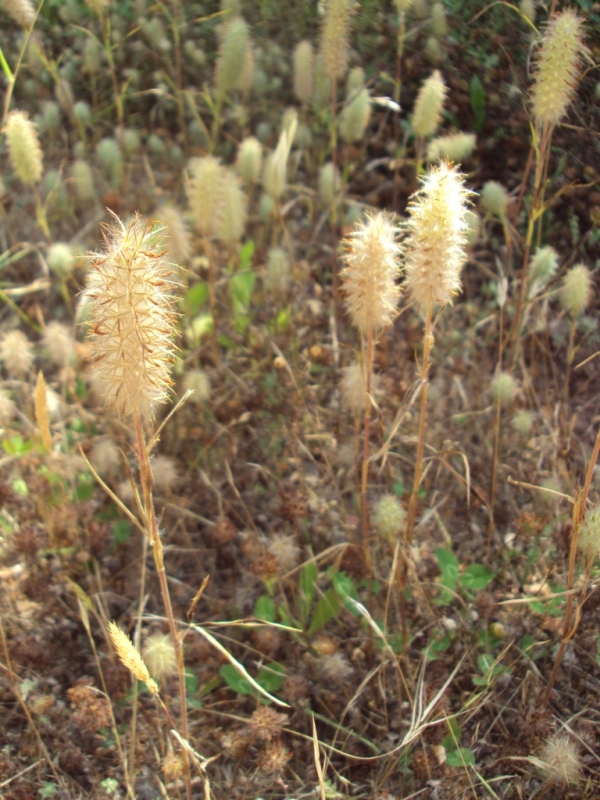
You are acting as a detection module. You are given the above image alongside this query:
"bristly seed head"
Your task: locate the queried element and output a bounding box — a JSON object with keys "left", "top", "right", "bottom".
{"left": 84, "top": 213, "right": 180, "bottom": 421}
{"left": 340, "top": 211, "right": 402, "bottom": 335}
{"left": 404, "top": 161, "right": 472, "bottom": 311}
{"left": 531, "top": 9, "right": 586, "bottom": 129}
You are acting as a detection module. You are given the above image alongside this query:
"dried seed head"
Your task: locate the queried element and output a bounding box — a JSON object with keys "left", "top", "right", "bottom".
{"left": 341, "top": 212, "right": 402, "bottom": 335}
{"left": 425, "top": 35, "right": 443, "bottom": 65}
{"left": 320, "top": 651, "right": 353, "bottom": 682}
{"left": 236, "top": 39, "right": 255, "bottom": 94}
{"left": 265, "top": 247, "right": 291, "bottom": 296}
{"left": 152, "top": 455, "right": 178, "bottom": 492}
{"left": 480, "top": 181, "right": 509, "bottom": 218}
{"left": 491, "top": 370, "right": 518, "bottom": 408}
{"left": 267, "top": 533, "right": 300, "bottom": 572}
{"left": 44, "top": 321, "right": 75, "bottom": 367}
{"left": 426, "top": 132, "right": 476, "bottom": 164}
{"left": 512, "top": 409, "right": 533, "bottom": 435}
{"left": 531, "top": 9, "right": 586, "bottom": 129}
{"left": 263, "top": 113, "right": 297, "bottom": 201}
{"left": 3, "top": 111, "right": 43, "bottom": 186}
{"left": 404, "top": 162, "right": 471, "bottom": 311}
{"left": 84, "top": 213, "right": 180, "bottom": 421}
{"left": 154, "top": 206, "right": 191, "bottom": 266}
{"left": 373, "top": 494, "right": 407, "bottom": 542}
{"left": 0, "top": 329, "right": 34, "bottom": 377}
{"left": 537, "top": 733, "right": 582, "bottom": 785}
{"left": 143, "top": 632, "right": 177, "bottom": 681}
{"left": 340, "top": 86, "right": 371, "bottom": 144}
{"left": 340, "top": 362, "right": 381, "bottom": 416}
{"left": 520, "top": 0, "right": 535, "bottom": 24}
{"left": 578, "top": 505, "right": 600, "bottom": 563}
{"left": 0, "top": 0, "right": 36, "bottom": 27}
{"left": 0, "top": 389, "right": 16, "bottom": 425}
{"left": 560, "top": 263, "right": 592, "bottom": 317}
{"left": 90, "top": 437, "right": 121, "bottom": 478}
{"left": 214, "top": 169, "right": 247, "bottom": 246}
{"left": 318, "top": 162, "right": 342, "bottom": 207}
{"left": 183, "top": 369, "right": 211, "bottom": 404}
{"left": 107, "top": 621, "right": 159, "bottom": 695}
{"left": 431, "top": 2, "right": 447, "bottom": 37}
{"left": 528, "top": 245, "right": 558, "bottom": 298}
{"left": 236, "top": 136, "right": 263, "bottom": 185}
{"left": 248, "top": 707, "right": 288, "bottom": 741}
{"left": 319, "top": 0, "right": 355, "bottom": 83}
{"left": 47, "top": 243, "right": 76, "bottom": 277}
{"left": 186, "top": 155, "right": 225, "bottom": 237}
{"left": 346, "top": 66, "right": 365, "bottom": 95}
{"left": 215, "top": 16, "right": 249, "bottom": 97}
{"left": 293, "top": 40, "right": 314, "bottom": 104}
{"left": 71, "top": 159, "right": 96, "bottom": 201}
{"left": 412, "top": 70, "right": 446, "bottom": 139}
{"left": 95, "top": 137, "right": 123, "bottom": 189}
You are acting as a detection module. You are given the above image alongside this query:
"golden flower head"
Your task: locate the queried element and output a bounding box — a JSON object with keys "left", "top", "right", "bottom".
{"left": 404, "top": 161, "right": 471, "bottom": 311}
{"left": 84, "top": 213, "right": 180, "bottom": 421}
{"left": 531, "top": 9, "right": 586, "bottom": 129}
{"left": 108, "top": 621, "right": 159, "bottom": 696}
{"left": 341, "top": 211, "right": 402, "bottom": 335}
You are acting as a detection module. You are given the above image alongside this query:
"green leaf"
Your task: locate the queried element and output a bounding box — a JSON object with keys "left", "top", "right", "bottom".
{"left": 239, "top": 239, "right": 255, "bottom": 270}
{"left": 220, "top": 664, "right": 254, "bottom": 695}
{"left": 40, "top": 783, "right": 58, "bottom": 799}
{"left": 231, "top": 271, "right": 256, "bottom": 316}
{"left": 185, "top": 282, "right": 208, "bottom": 315}
{"left": 113, "top": 520, "right": 131, "bottom": 545}
{"left": 257, "top": 662, "right": 285, "bottom": 693}
{"left": 446, "top": 747, "right": 476, "bottom": 767}
{"left": 333, "top": 571, "right": 358, "bottom": 604}
{"left": 436, "top": 547, "right": 458, "bottom": 603}
{"left": 307, "top": 588, "right": 341, "bottom": 637}
{"left": 255, "top": 595, "right": 276, "bottom": 622}
{"left": 459, "top": 563, "right": 495, "bottom": 592}
{"left": 12, "top": 479, "right": 29, "bottom": 497}
{"left": 470, "top": 75, "right": 485, "bottom": 132}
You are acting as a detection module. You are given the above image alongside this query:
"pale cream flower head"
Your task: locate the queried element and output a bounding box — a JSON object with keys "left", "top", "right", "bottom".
{"left": 404, "top": 161, "right": 472, "bottom": 311}
{"left": 340, "top": 211, "right": 402, "bottom": 335}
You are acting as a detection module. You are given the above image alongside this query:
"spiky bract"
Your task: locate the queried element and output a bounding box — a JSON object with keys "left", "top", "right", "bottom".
{"left": 3, "top": 111, "right": 43, "bottom": 186}
{"left": 85, "top": 214, "right": 180, "bottom": 421}
{"left": 531, "top": 9, "right": 586, "bottom": 128}
{"left": 341, "top": 212, "right": 402, "bottom": 335}
{"left": 404, "top": 162, "right": 471, "bottom": 310}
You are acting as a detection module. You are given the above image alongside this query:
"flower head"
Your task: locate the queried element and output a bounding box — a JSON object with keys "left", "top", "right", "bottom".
{"left": 84, "top": 213, "right": 180, "bottom": 421}
{"left": 341, "top": 212, "right": 402, "bottom": 335}
{"left": 3, "top": 110, "right": 43, "bottom": 186}
{"left": 531, "top": 9, "right": 586, "bottom": 129}
{"left": 404, "top": 162, "right": 471, "bottom": 311}
{"left": 412, "top": 70, "right": 446, "bottom": 140}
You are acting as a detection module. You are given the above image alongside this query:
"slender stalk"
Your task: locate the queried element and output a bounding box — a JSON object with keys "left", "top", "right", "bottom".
{"left": 204, "top": 235, "right": 221, "bottom": 369}
{"left": 391, "top": 11, "right": 407, "bottom": 210}
{"left": 361, "top": 328, "right": 374, "bottom": 582}
{"left": 406, "top": 298, "right": 433, "bottom": 546}
{"left": 134, "top": 415, "right": 191, "bottom": 800}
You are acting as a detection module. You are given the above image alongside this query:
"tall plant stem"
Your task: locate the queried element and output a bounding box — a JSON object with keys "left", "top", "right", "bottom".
{"left": 391, "top": 11, "right": 406, "bottom": 210}
{"left": 508, "top": 123, "right": 551, "bottom": 365}
{"left": 542, "top": 426, "right": 600, "bottom": 705}
{"left": 330, "top": 74, "right": 340, "bottom": 308}
{"left": 361, "top": 328, "right": 374, "bottom": 583}
{"left": 170, "top": 0, "right": 187, "bottom": 152}
{"left": 406, "top": 299, "right": 434, "bottom": 546}
{"left": 134, "top": 415, "right": 191, "bottom": 800}
{"left": 204, "top": 235, "right": 221, "bottom": 369}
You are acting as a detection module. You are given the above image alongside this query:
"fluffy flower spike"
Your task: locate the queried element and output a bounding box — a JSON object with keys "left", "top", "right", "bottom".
{"left": 3, "top": 110, "right": 43, "bottom": 186}
{"left": 341, "top": 212, "right": 402, "bottom": 335}
{"left": 404, "top": 161, "right": 472, "bottom": 311}
{"left": 531, "top": 9, "right": 586, "bottom": 129}
{"left": 85, "top": 213, "right": 181, "bottom": 421}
